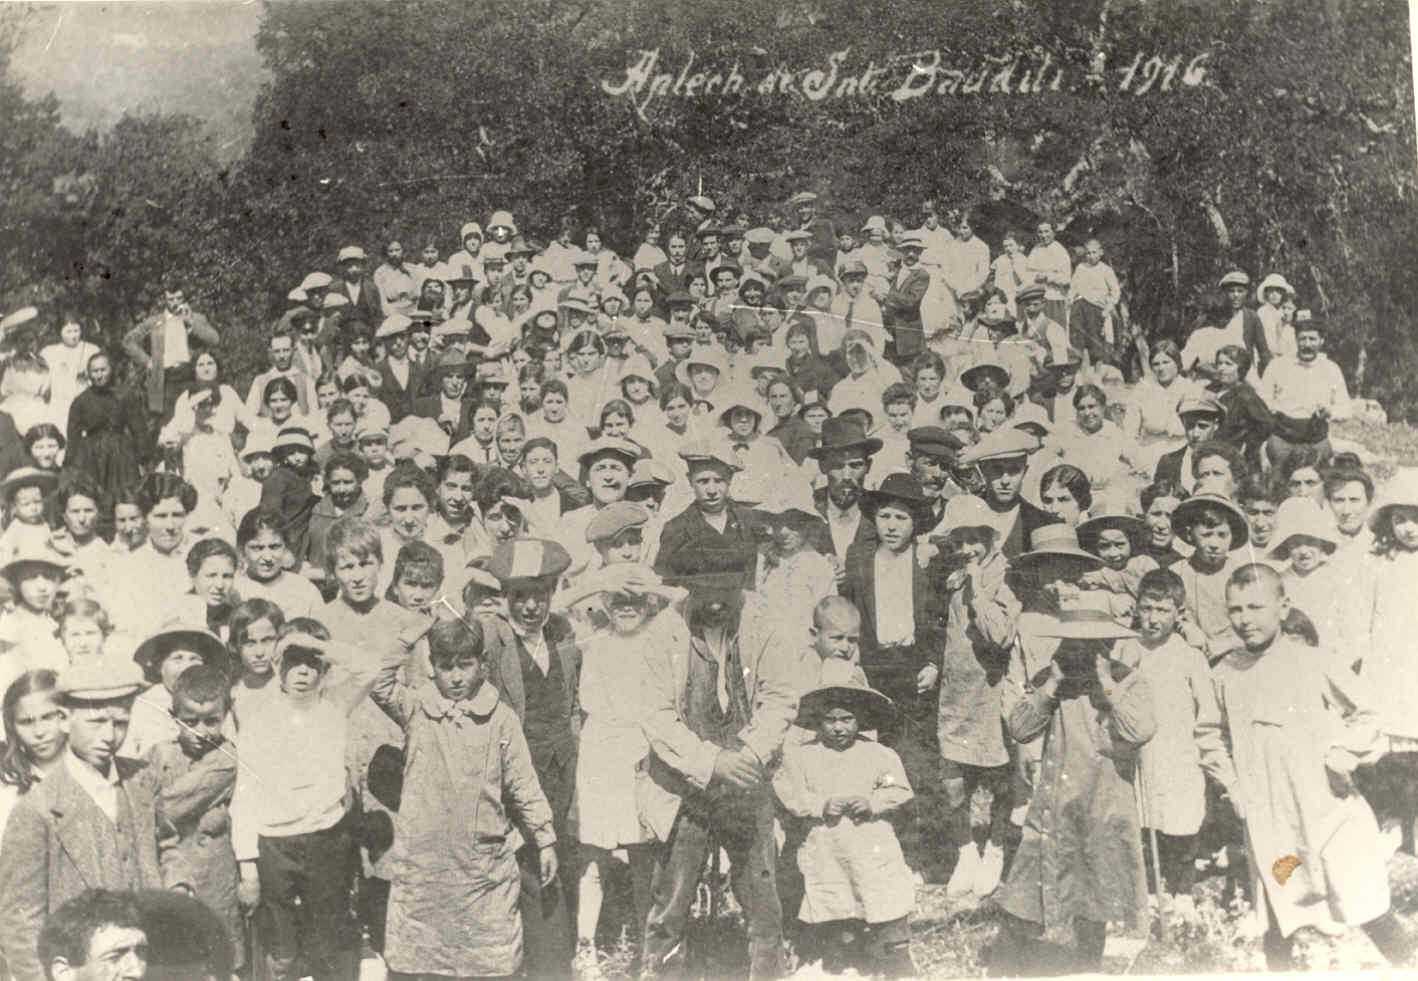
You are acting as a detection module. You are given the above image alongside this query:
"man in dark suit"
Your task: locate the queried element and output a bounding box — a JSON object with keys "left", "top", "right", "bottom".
{"left": 1153, "top": 393, "right": 1226, "bottom": 495}
{"left": 788, "top": 190, "right": 838, "bottom": 268}
{"left": 330, "top": 245, "right": 384, "bottom": 325}
{"left": 0, "top": 661, "right": 160, "bottom": 981}
{"left": 881, "top": 231, "right": 932, "bottom": 366}
{"left": 802, "top": 417, "right": 883, "bottom": 565}
{"left": 653, "top": 232, "right": 698, "bottom": 297}
{"left": 373, "top": 314, "right": 424, "bottom": 422}
{"left": 412, "top": 349, "right": 478, "bottom": 443}
{"left": 655, "top": 442, "right": 765, "bottom": 599}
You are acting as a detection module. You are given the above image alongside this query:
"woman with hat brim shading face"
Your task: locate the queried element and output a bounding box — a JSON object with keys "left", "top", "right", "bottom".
{"left": 840, "top": 472, "right": 952, "bottom": 879}
{"left": 989, "top": 605, "right": 1154, "bottom": 977}
{"left": 1255, "top": 272, "right": 1296, "bottom": 361}
{"left": 774, "top": 677, "right": 918, "bottom": 978}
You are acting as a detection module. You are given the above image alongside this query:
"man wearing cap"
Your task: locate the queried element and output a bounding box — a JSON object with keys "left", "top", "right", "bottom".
{"left": 881, "top": 232, "right": 932, "bottom": 365}
{"left": 375, "top": 315, "right": 424, "bottom": 423}
{"left": 949, "top": 428, "right": 1057, "bottom": 558}
{"left": 123, "top": 282, "right": 220, "bottom": 424}
{"left": 819, "top": 259, "right": 886, "bottom": 357}
{"left": 412, "top": 350, "right": 478, "bottom": 442}
{"left": 1017, "top": 282, "right": 1070, "bottom": 370}
{"left": 654, "top": 442, "right": 766, "bottom": 596}
{"left": 483, "top": 539, "right": 580, "bottom": 978}
{"left": 1154, "top": 394, "right": 1226, "bottom": 494}
{"left": 907, "top": 426, "right": 967, "bottom": 533}
{"left": 1216, "top": 270, "right": 1273, "bottom": 377}
{"left": 1024, "top": 219, "right": 1072, "bottom": 329}
{"left": 788, "top": 191, "right": 837, "bottom": 267}
{"left": 772, "top": 230, "right": 833, "bottom": 284}
{"left": 0, "top": 661, "right": 161, "bottom": 981}
{"left": 330, "top": 244, "right": 382, "bottom": 324}
{"left": 556, "top": 437, "right": 640, "bottom": 578}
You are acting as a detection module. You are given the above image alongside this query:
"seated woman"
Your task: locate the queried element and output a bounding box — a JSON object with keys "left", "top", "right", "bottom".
{"left": 1209, "top": 343, "right": 1273, "bottom": 475}
{"left": 1124, "top": 339, "right": 1200, "bottom": 471}
{"left": 1042, "top": 384, "right": 1144, "bottom": 495}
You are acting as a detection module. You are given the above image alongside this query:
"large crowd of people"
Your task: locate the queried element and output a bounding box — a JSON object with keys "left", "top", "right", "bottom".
{"left": 0, "top": 190, "right": 1410, "bottom": 981}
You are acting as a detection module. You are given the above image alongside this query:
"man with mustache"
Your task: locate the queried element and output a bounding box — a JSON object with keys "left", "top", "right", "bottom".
{"left": 804, "top": 417, "right": 884, "bottom": 570}
{"left": 906, "top": 426, "right": 967, "bottom": 536}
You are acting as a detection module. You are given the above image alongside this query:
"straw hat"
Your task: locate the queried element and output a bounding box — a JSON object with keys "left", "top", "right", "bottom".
{"left": 795, "top": 677, "right": 896, "bottom": 732}
{"left": 1017, "top": 608, "right": 1138, "bottom": 641}
{"left": 1010, "top": 523, "right": 1103, "bottom": 574}
{"left": 1369, "top": 468, "right": 1418, "bottom": 533}
{"left": 1268, "top": 497, "right": 1339, "bottom": 559}
{"left": 1170, "top": 493, "right": 1249, "bottom": 548}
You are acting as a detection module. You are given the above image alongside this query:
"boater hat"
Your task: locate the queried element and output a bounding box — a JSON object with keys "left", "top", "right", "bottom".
{"left": 487, "top": 539, "right": 571, "bottom": 586}
{"left": 133, "top": 623, "right": 230, "bottom": 685}
{"left": 1009, "top": 523, "right": 1103, "bottom": 575}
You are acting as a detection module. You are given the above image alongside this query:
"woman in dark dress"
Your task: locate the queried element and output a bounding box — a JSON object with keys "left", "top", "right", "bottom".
{"left": 1208, "top": 343, "right": 1273, "bottom": 475}
{"left": 64, "top": 350, "right": 144, "bottom": 502}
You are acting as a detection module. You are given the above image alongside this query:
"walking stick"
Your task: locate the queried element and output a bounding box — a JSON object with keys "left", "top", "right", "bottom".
{"left": 1134, "top": 766, "right": 1167, "bottom": 937}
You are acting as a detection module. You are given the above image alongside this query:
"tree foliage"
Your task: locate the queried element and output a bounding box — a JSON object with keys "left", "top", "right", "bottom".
{"left": 2, "top": 0, "right": 1415, "bottom": 416}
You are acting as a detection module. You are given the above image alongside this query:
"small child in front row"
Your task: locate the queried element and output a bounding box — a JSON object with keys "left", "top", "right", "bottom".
{"left": 372, "top": 615, "right": 558, "bottom": 981}
{"left": 1212, "top": 564, "right": 1416, "bottom": 970}
{"left": 1077, "top": 511, "right": 1158, "bottom": 625}
{"left": 147, "top": 664, "right": 243, "bottom": 972}
{"left": 773, "top": 678, "right": 916, "bottom": 978}
{"left": 1112, "top": 568, "right": 1237, "bottom": 905}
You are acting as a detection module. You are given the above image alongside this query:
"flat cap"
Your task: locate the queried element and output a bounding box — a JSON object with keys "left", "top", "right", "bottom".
{"left": 585, "top": 501, "right": 651, "bottom": 544}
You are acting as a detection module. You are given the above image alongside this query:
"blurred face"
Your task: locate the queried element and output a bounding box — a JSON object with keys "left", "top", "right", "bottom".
{"left": 823, "top": 451, "right": 869, "bottom": 509}
{"left": 1150, "top": 352, "right": 1179, "bottom": 384}
{"left": 327, "top": 466, "right": 360, "bottom": 509}
{"left": 1227, "top": 580, "right": 1286, "bottom": 651}
{"left": 441, "top": 372, "right": 468, "bottom": 399}
{"left": 65, "top": 702, "right": 131, "bottom": 770}
{"left": 62, "top": 615, "right": 105, "bottom": 660}
{"left": 728, "top": 408, "right": 757, "bottom": 438}
{"left": 507, "top": 581, "right": 553, "bottom": 633}
{"left": 146, "top": 496, "right": 188, "bottom": 554}
{"left": 633, "top": 291, "right": 655, "bottom": 317}
{"left": 360, "top": 437, "right": 388, "bottom": 467}
{"left": 623, "top": 378, "right": 650, "bottom": 403}
{"left": 431, "top": 653, "right": 486, "bottom": 701}
{"left": 606, "top": 593, "right": 651, "bottom": 636}
{"left": 1095, "top": 528, "right": 1132, "bottom": 570}
{"left": 1075, "top": 395, "right": 1104, "bottom": 433}
{"left": 394, "top": 573, "right": 439, "bottom": 613}
{"left": 979, "top": 397, "right": 1009, "bottom": 433}
{"left": 768, "top": 383, "right": 795, "bottom": 419}
{"left": 874, "top": 503, "right": 915, "bottom": 553}
{"left": 243, "top": 527, "right": 286, "bottom": 582}
{"left": 388, "top": 334, "right": 410, "bottom": 359}
{"left": 1241, "top": 498, "right": 1277, "bottom": 547}
{"left": 601, "top": 412, "right": 631, "bottom": 439}
{"left": 1136, "top": 595, "right": 1180, "bottom": 646}
{"left": 542, "top": 392, "right": 568, "bottom": 423}
{"left": 87, "top": 354, "right": 113, "bottom": 388}
{"left": 803, "top": 405, "right": 829, "bottom": 432}
{"left": 12, "top": 689, "right": 64, "bottom": 766}
{"left": 663, "top": 396, "right": 691, "bottom": 428}
{"left": 981, "top": 458, "right": 1026, "bottom": 506}
{"left": 1196, "top": 455, "right": 1235, "bottom": 496}
{"left": 265, "top": 390, "right": 294, "bottom": 422}
{"left": 159, "top": 648, "right": 204, "bottom": 693}
{"left": 334, "top": 546, "right": 380, "bottom": 603}
{"left": 1225, "top": 284, "right": 1247, "bottom": 309}
{"left": 194, "top": 554, "right": 236, "bottom": 608}
{"left": 63, "top": 493, "right": 98, "bottom": 541}
{"left": 248, "top": 453, "right": 275, "bottom": 479}
{"left": 588, "top": 458, "right": 630, "bottom": 504}
{"left": 690, "top": 466, "right": 730, "bottom": 513}
{"left": 1296, "top": 328, "right": 1323, "bottom": 363}
{"left": 1023, "top": 298, "right": 1045, "bottom": 319}
{"left": 601, "top": 528, "right": 644, "bottom": 565}
{"left": 12, "top": 486, "right": 44, "bottom": 524}
{"left": 16, "top": 570, "right": 58, "bottom": 612}
{"left": 114, "top": 503, "right": 145, "bottom": 548}
{"left": 915, "top": 368, "right": 942, "bottom": 399}
{"left": 63, "top": 923, "right": 148, "bottom": 980}
{"left": 238, "top": 616, "right": 278, "bottom": 678}
{"left": 1182, "top": 413, "right": 1219, "bottom": 447}
{"left": 173, "top": 695, "right": 226, "bottom": 758}
{"left": 164, "top": 289, "right": 185, "bottom": 314}
{"left": 1036, "top": 223, "right": 1054, "bottom": 245}
{"left": 1083, "top": 242, "right": 1103, "bottom": 264}
{"left": 1287, "top": 538, "right": 1328, "bottom": 575}
{"left": 1214, "top": 352, "right": 1240, "bottom": 386}
{"left": 1191, "top": 521, "right": 1234, "bottom": 568}
{"left": 59, "top": 319, "right": 83, "bottom": 346}
{"left": 482, "top": 502, "right": 523, "bottom": 543}
{"left": 1327, "top": 480, "right": 1370, "bottom": 535}
{"left": 1391, "top": 509, "right": 1418, "bottom": 551}
{"left": 281, "top": 654, "right": 326, "bottom": 698}
{"left": 910, "top": 452, "right": 951, "bottom": 500}
{"left": 330, "top": 411, "right": 356, "bottom": 443}
{"left": 194, "top": 351, "right": 219, "bottom": 382}
{"left": 386, "top": 242, "right": 404, "bottom": 263}
{"left": 1145, "top": 494, "right": 1181, "bottom": 547}
{"left": 787, "top": 333, "right": 810, "bottom": 357}
{"left": 522, "top": 446, "right": 557, "bottom": 491}
{"left": 316, "top": 380, "right": 338, "bottom": 407}
{"left": 812, "top": 609, "right": 860, "bottom": 662}
{"left": 1287, "top": 466, "right": 1323, "bottom": 502}
{"left": 270, "top": 335, "right": 295, "bottom": 371}
{"left": 472, "top": 406, "right": 499, "bottom": 442}
{"left": 885, "top": 400, "right": 912, "bottom": 433}
{"left": 1042, "top": 482, "right": 1083, "bottom": 526}
{"left": 421, "top": 244, "right": 440, "bottom": 266}
{"left": 688, "top": 279, "right": 706, "bottom": 301}
{"left": 818, "top": 706, "right": 859, "bottom": 751}
{"left": 668, "top": 236, "right": 687, "bottom": 263}
{"left": 438, "top": 469, "right": 474, "bottom": 522}
{"left": 572, "top": 344, "right": 602, "bottom": 374}
{"left": 688, "top": 366, "right": 718, "bottom": 395}
{"left": 389, "top": 486, "right": 431, "bottom": 541}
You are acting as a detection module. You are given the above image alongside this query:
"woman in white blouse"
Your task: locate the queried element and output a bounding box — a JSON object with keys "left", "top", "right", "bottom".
{"left": 1123, "top": 339, "right": 1199, "bottom": 470}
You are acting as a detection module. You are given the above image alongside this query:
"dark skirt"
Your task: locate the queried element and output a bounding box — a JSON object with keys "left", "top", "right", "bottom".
{"left": 68, "top": 429, "right": 142, "bottom": 500}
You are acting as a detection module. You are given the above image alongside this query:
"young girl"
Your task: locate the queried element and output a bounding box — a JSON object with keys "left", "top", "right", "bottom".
{"left": 159, "top": 381, "right": 243, "bottom": 514}
{"left": 0, "top": 669, "right": 65, "bottom": 842}
{"left": 0, "top": 550, "right": 69, "bottom": 693}
{"left": 1267, "top": 496, "right": 1365, "bottom": 659}
{"left": 260, "top": 427, "right": 321, "bottom": 564}
{"left": 1170, "top": 492, "right": 1250, "bottom": 662}
{"left": 55, "top": 596, "right": 115, "bottom": 666}
{"left": 575, "top": 573, "right": 686, "bottom": 959}
{"left": 1077, "top": 511, "right": 1160, "bottom": 624}
{"left": 111, "top": 485, "right": 148, "bottom": 554}
{"left": 773, "top": 677, "right": 916, "bottom": 977}
{"left": 227, "top": 597, "right": 285, "bottom": 723}
{"left": 371, "top": 615, "right": 556, "bottom": 979}
{"left": 0, "top": 468, "right": 57, "bottom": 565}
{"left": 163, "top": 538, "right": 241, "bottom": 641}
{"left": 23, "top": 423, "right": 64, "bottom": 473}
{"left": 65, "top": 351, "right": 144, "bottom": 496}
{"left": 237, "top": 508, "right": 323, "bottom": 620}
{"left": 385, "top": 541, "right": 444, "bottom": 619}
{"left": 1215, "top": 564, "right": 1414, "bottom": 969}
{"left": 41, "top": 313, "right": 100, "bottom": 430}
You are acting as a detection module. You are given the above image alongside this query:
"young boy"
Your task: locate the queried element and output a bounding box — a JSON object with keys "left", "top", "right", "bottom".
{"left": 1170, "top": 493, "right": 1249, "bottom": 662}
{"left": 935, "top": 496, "right": 1020, "bottom": 900}
{"left": 372, "top": 616, "right": 557, "bottom": 980}
{"left": 147, "top": 664, "right": 242, "bottom": 971}
{"left": 230, "top": 623, "right": 413, "bottom": 981}
{"left": 357, "top": 423, "right": 394, "bottom": 507}
{"left": 1112, "top": 569, "right": 1237, "bottom": 906}
{"left": 1236, "top": 473, "right": 1283, "bottom": 553}
{"left": 774, "top": 678, "right": 916, "bottom": 977}
{"left": 1213, "top": 564, "right": 1414, "bottom": 969}
{"left": 1139, "top": 479, "right": 1189, "bottom": 566}
{"left": 992, "top": 607, "right": 1155, "bottom": 975}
